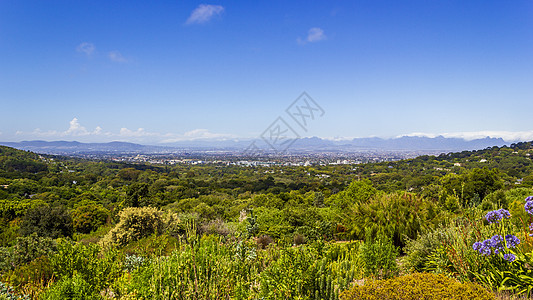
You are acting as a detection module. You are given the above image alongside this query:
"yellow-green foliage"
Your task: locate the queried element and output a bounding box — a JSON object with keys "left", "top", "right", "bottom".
{"left": 339, "top": 273, "right": 495, "bottom": 300}
{"left": 101, "top": 207, "right": 164, "bottom": 247}
{"left": 71, "top": 203, "right": 109, "bottom": 234}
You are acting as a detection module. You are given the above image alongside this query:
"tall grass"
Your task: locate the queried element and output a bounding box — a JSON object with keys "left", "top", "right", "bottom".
{"left": 119, "top": 236, "right": 362, "bottom": 299}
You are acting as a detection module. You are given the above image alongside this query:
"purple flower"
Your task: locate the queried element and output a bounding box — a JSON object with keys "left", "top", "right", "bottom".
{"left": 473, "top": 242, "right": 482, "bottom": 251}
{"left": 485, "top": 209, "right": 510, "bottom": 224}
{"left": 477, "top": 239, "right": 493, "bottom": 255}
{"left": 498, "top": 209, "right": 511, "bottom": 219}
{"left": 525, "top": 201, "right": 533, "bottom": 215}
{"left": 480, "top": 246, "right": 492, "bottom": 256}
{"left": 490, "top": 235, "right": 504, "bottom": 251}
{"left": 503, "top": 253, "right": 516, "bottom": 262}
{"left": 505, "top": 235, "right": 520, "bottom": 248}
{"left": 485, "top": 210, "right": 501, "bottom": 224}
{"left": 525, "top": 196, "right": 533, "bottom": 202}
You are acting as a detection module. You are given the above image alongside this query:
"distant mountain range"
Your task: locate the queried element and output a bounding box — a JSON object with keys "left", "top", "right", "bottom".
{"left": 0, "top": 136, "right": 510, "bottom": 155}
{"left": 0, "top": 141, "right": 164, "bottom": 154}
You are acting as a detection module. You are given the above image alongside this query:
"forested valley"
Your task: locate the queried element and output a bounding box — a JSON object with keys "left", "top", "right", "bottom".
{"left": 2, "top": 142, "right": 533, "bottom": 299}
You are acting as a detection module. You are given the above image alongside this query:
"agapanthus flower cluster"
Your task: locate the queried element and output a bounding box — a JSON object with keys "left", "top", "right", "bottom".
{"left": 525, "top": 196, "right": 533, "bottom": 215}
{"left": 505, "top": 234, "right": 520, "bottom": 248}
{"left": 525, "top": 196, "right": 533, "bottom": 236}
{"left": 472, "top": 231, "right": 520, "bottom": 261}
{"left": 503, "top": 253, "right": 516, "bottom": 262}
{"left": 485, "top": 209, "right": 511, "bottom": 224}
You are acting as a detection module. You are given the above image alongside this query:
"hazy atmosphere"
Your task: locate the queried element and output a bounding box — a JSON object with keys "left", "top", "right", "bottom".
{"left": 1, "top": 1, "right": 532, "bottom": 144}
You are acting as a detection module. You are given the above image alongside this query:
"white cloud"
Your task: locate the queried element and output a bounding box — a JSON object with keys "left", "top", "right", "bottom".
{"left": 298, "top": 27, "right": 327, "bottom": 45}
{"left": 185, "top": 128, "right": 233, "bottom": 139}
{"left": 161, "top": 129, "right": 236, "bottom": 143}
{"left": 307, "top": 27, "right": 326, "bottom": 42}
{"left": 108, "top": 51, "right": 127, "bottom": 63}
{"left": 119, "top": 127, "right": 159, "bottom": 137}
{"left": 65, "top": 117, "right": 89, "bottom": 135}
{"left": 15, "top": 118, "right": 105, "bottom": 139}
{"left": 76, "top": 42, "right": 95, "bottom": 56}
{"left": 400, "top": 130, "right": 533, "bottom": 142}
{"left": 186, "top": 4, "right": 224, "bottom": 25}
{"left": 13, "top": 118, "right": 236, "bottom": 143}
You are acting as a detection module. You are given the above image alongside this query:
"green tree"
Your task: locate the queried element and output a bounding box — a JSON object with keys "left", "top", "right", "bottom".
{"left": 20, "top": 204, "right": 73, "bottom": 239}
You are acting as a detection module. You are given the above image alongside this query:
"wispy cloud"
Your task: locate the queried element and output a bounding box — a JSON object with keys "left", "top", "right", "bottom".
{"left": 298, "top": 27, "right": 327, "bottom": 45}
{"left": 186, "top": 4, "right": 224, "bottom": 25}
{"left": 400, "top": 130, "right": 533, "bottom": 142}
{"left": 14, "top": 118, "right": 235, "bottom": 143}
{"left": 161, "top": 129, "right": 235, "bottom": 143}
{"left": 17, "top": 118, "right": 107, "bottom": 138}
{"left": 108, "top": 51, "right": 127, "bottom": 63}
{"left": 119, "top": 127, "right": 159, "bottom": 138}
{"left": 76, "top": 42, "right": 95, "bottom": 56}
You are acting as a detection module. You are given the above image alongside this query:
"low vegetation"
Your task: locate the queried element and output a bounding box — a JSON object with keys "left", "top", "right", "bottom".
{"left": 1, "top": 142, "right": 533, "bottom": 298}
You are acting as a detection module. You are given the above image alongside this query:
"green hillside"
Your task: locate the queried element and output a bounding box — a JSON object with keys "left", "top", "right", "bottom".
{"left": 1, "top": 143, "right": 533, "bottom": 299}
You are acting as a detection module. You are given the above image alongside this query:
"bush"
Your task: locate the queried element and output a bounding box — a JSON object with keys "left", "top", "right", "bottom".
{"left": 101, "top": 207, "right": 164, "bottom": 247}
{"left": 198, "top": 218, "right": 231, "bottom": 236}
{"left": 123, "top": 254, "right": 145, "bottom": 273}
{"left": 71, "top": 203, "right": 109, "bottom": 234}
{"left": 19, "top": 205, "right": 72, "bottom": 239}
{"left": 343, "top": 192, "right": 436, "bottom": 247}
{"left": 49, "top": 240, "right": 122, "bottom": 293}
{"left": 293, "top": 233, "right": 306, "bottom": 245}
{"left": 328, "top": 179, "right": 377, "bottom": 209}
{"left": 359, "top": 231, "right": 398, "bottom": 279}
{"left": 40, "top": 273, "right": 101, "bottom": 300}
{"left": 258, "top": 242, "right": 360, "bottom": 300}
{"left": 339, "top": 273, "right": 495, "bottom": 300}
{"left": 403, "top": 226, "right": 453, "bottom": 272}
{"left": 0, "top": 234, "right": 56, "bottom": 272}
{"left": 256, "top": 235, "right": 274, "bottom": 249}
{"left": 124, "top": 235, "right": 259, "bottom": 299}
{"left": 1, "top": 256, "right": 53, "bottom": 298}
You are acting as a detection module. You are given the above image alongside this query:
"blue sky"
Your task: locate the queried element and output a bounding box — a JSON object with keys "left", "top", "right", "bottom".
{"left": 1, "top": 1, "right": 532, "bottom": 144}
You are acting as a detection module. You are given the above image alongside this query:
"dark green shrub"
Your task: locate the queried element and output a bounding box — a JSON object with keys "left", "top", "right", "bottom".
{"left": 339, "top": 273, "right": 495, "bottom": 300}
{"left": 0, "top": 234, "right": 56, "bottom": 272}
{"left": 19, "top": 205, "right": 72, "bottom": 239}
{"left": 12, "top": 234, "right": 56, "bottom": 265}
{"left": 258, "top": 246, "right": 319, "bottom": 299}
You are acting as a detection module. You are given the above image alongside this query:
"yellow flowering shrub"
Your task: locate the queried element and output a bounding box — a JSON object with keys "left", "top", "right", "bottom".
{"left": 340, "top": 273, "right": 495, "bottom": 300}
